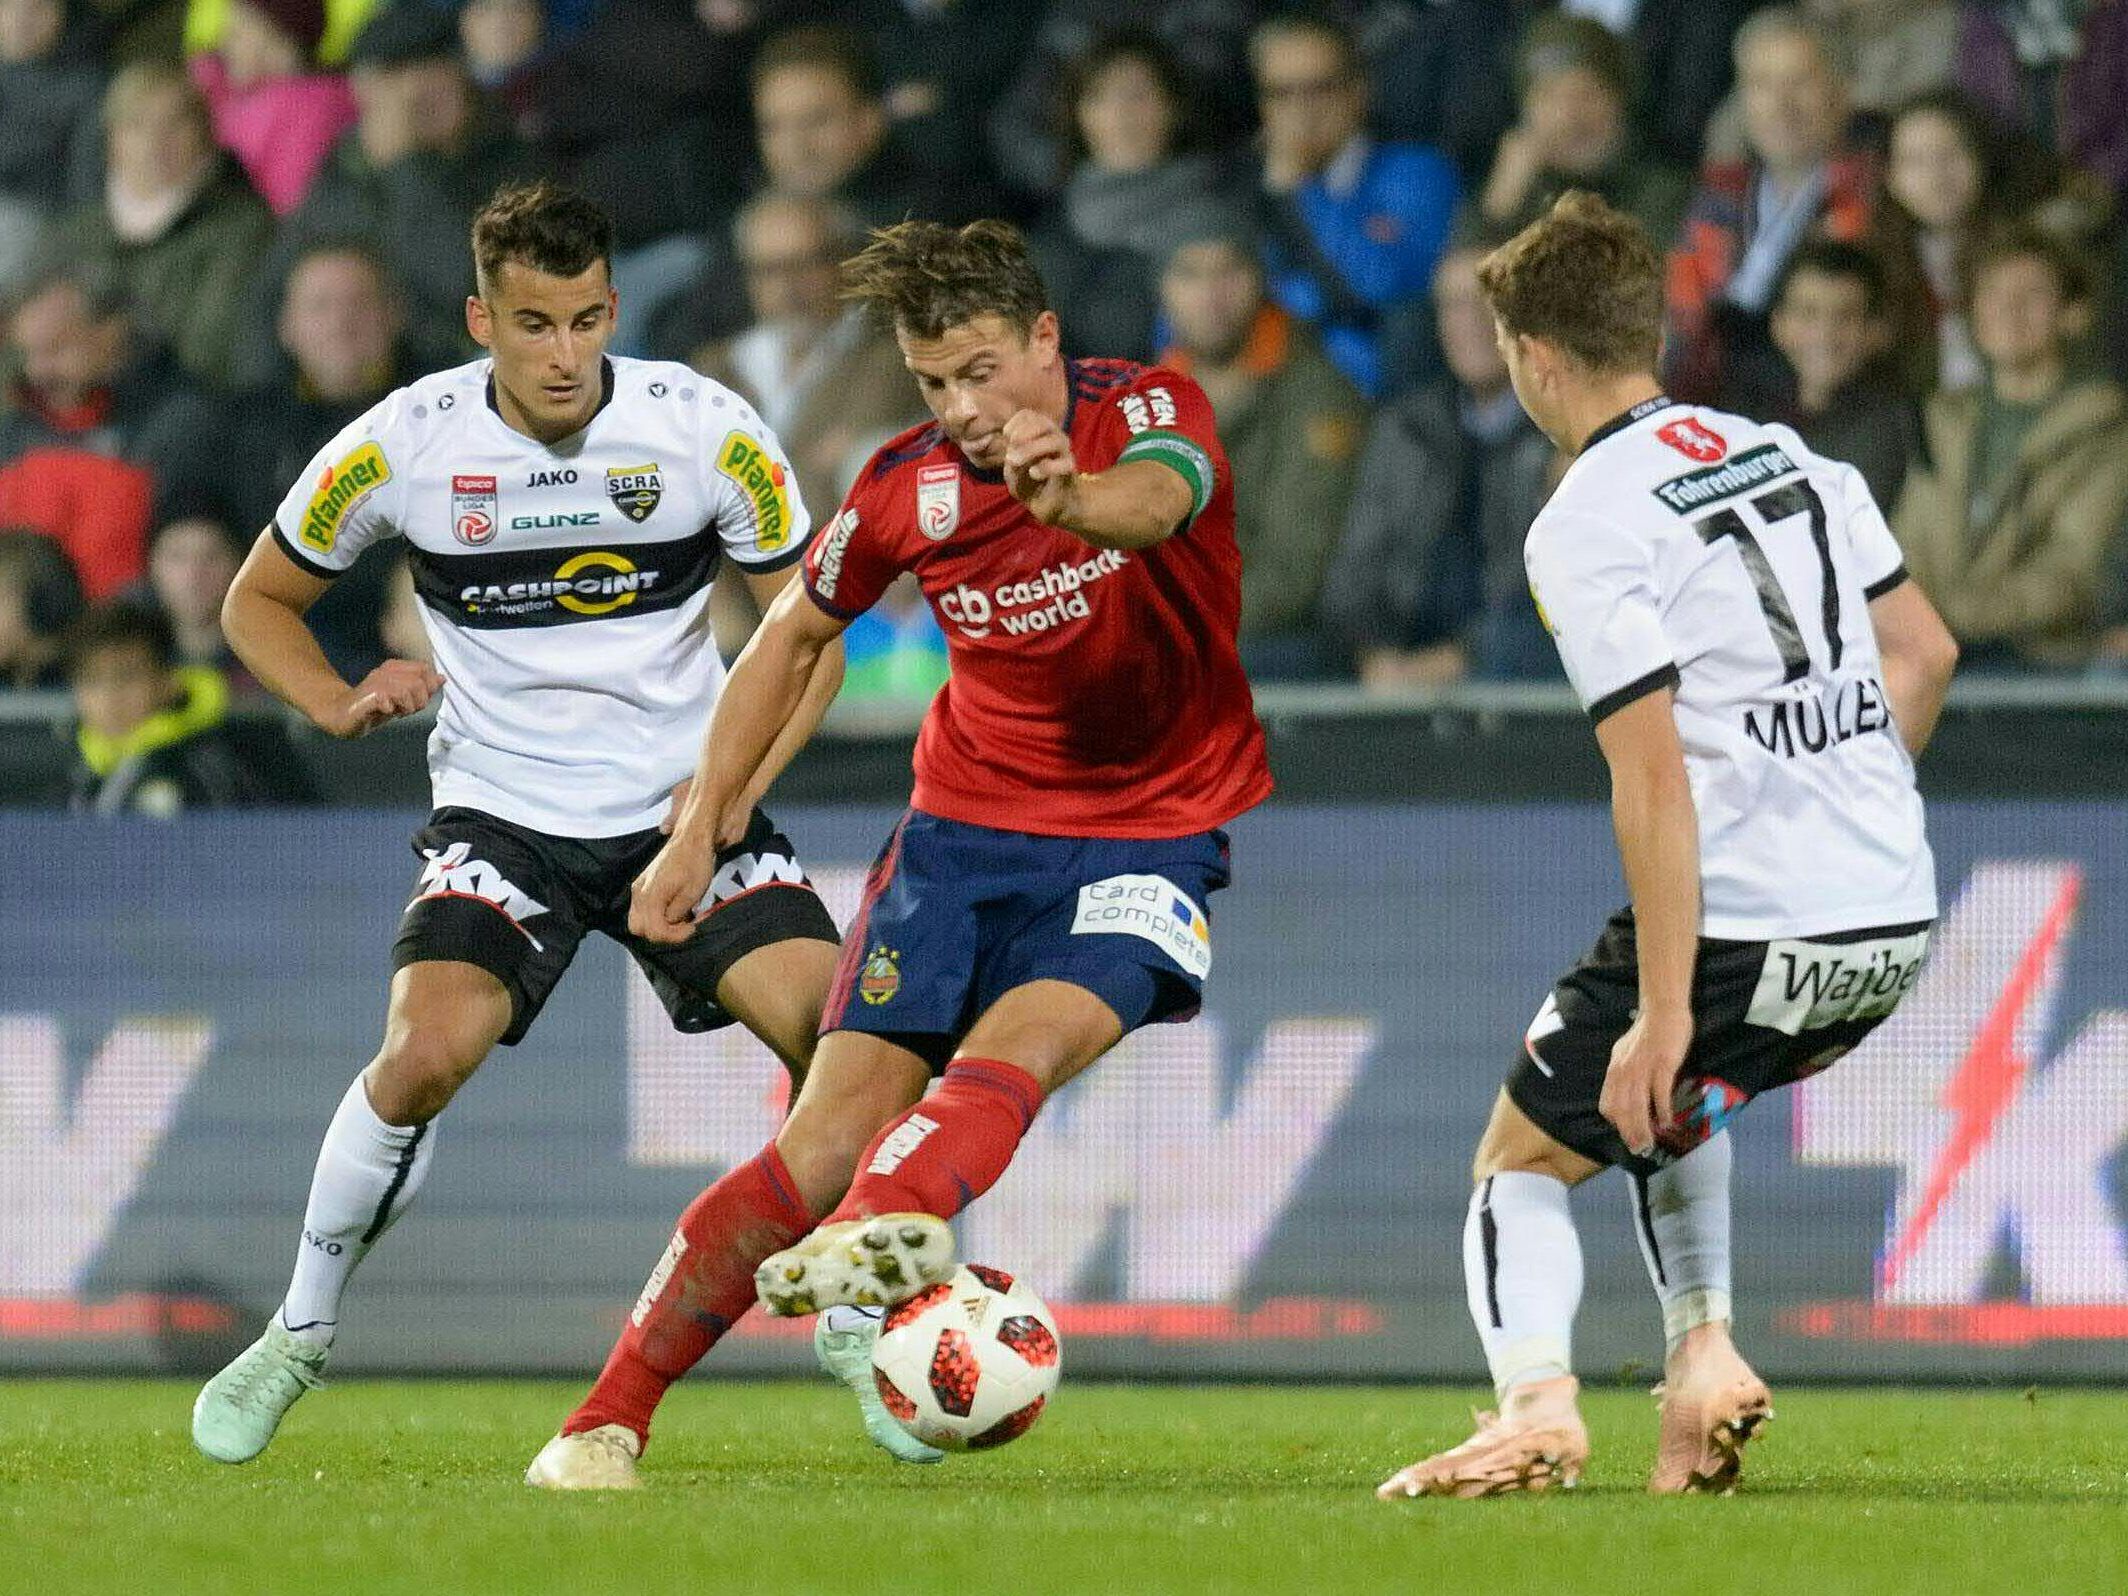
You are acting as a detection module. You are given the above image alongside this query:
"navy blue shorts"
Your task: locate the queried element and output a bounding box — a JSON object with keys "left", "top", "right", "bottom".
{"left": 822, "top": 810, "right": 1232, "bottom": 1068}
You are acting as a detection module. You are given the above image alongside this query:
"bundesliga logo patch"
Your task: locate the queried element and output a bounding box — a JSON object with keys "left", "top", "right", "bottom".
{"left": 451, "top": 474, "right": 497, "bottom": 546}
{"left": 917, "top": 462, "right": 959, "bottom": 541}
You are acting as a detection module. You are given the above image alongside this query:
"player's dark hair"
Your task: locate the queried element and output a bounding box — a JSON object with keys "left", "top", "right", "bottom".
{"left": 752, "top": 24, "right": 884, "bottom": 103}
{"left": 1477, "top": 189, "right": 1663, "bottom": 376}
{"left": 470, "top": 181, "right": 614, "bottom": 296}
{"left": 1969, "top": 224, "right": 2092, "bottom": 305}
{"left": 1775, "top": 240, "right": 1890, "bottom": 318}
{"left": 64, "top": 600, "right": 175, "bottom": 679}
{"left": 841, "top": 219, "right": 1052, "bottom": 341}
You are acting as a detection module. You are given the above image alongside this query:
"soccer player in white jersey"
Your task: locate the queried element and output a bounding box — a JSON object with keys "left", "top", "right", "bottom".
{"left": 1377, "top": 193, "right": 1960, "bottom": 1500}
{"left": 190, "top": 182, "right": 875, "bottom": 1467}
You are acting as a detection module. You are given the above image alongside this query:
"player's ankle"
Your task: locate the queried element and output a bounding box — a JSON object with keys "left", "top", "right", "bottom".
{"left": 1665, "top": 1313, "right": 1738, "bottom": 1368}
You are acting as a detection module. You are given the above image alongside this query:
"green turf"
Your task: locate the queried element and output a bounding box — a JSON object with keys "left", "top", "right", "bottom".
{"left": 3, "top": 1380, "right": 2123, "bottom": 1596}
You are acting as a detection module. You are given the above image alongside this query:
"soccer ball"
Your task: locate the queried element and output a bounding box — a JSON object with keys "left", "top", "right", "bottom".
{"left": 871, "top": 1263, "right": 1061, "bottom": 1451}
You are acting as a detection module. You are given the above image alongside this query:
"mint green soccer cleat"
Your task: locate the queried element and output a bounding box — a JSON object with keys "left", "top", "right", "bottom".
{"left": 815, "top": 1307, "right": 945, "bottom": 1465}
{"left": 191, "top": 1322, "right": 328, "bottom": 1464}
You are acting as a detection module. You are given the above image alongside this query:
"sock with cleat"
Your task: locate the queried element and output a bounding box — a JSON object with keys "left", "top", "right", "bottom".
{"left": 1630, "top": 1132, "right": 1734, "bottom": 1351}
{"left": 563, "top": 1144, "right": 814, "bottom": 1446}
{"left": 1464, "top": 1172, "right": 1584, "bottom": 1398}
{"left": 277, "top": 1072, "right": 436, "bottom": 1351}
{"left": 825, "top": 1058, "right": 1044, "bottom": 1224}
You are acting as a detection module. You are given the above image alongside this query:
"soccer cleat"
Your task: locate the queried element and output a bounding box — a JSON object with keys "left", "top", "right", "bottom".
{"left": 190, "top": 1321, "right": 329, "bottom": 1464}
{"left": 1648, "top": 1344, "right": 1773, "bottom": 1495}
{"left": 815, "top": 1307, "right": 946, "bottom": 1465}
{"left": 1375, "top": 1375, "right": 1590, "bottom": 1500}
{"left": 524, "top": 1424, "right": 643, "bottom": 1490}
{"left": 755, "top": 1213, "right": 957, "bottom": 1317}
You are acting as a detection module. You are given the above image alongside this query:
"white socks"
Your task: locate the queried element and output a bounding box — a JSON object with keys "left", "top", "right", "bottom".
{"left": 1630, "top": 1132, "right": 1734, "bottom": 1350}
{"left": 277, "top": 1073, "right": 436, "bottom": 1350}
{"left": 1464, "top": 1172, "right": 1583, "bottom": 1397}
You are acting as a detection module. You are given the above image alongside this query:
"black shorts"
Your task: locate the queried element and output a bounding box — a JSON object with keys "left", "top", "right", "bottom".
{"left": 392, "top": 805, "right": 840, "bottom": 1046}
{"left": 1508, "top": 908, "right": 1934, "bottom": 1177}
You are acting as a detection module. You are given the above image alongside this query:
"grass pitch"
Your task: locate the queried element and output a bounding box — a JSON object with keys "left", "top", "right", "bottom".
{"left": 4, "top": 1380, "right": 2123, "bottom": 1596}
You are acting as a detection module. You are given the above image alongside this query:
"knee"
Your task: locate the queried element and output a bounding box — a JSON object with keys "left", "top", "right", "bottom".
{"left": 774, "top": 1081, "right": 915, "bottom": 1212}
{"left": 367, "top": 1024, "right": 487, "bottom": 1124}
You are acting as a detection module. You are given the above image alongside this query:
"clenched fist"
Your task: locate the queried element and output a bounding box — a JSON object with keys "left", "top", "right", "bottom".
{"left": 1001, "top": 408, "right": 1080, "bottom": 525}
{"left": 318, "top": 659, "right": 443, "bottom": 738}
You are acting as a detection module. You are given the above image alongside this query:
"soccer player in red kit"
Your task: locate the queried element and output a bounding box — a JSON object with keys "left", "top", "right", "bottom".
{"left": 525, "top": 219, "right": 1270, "bottom": 1487}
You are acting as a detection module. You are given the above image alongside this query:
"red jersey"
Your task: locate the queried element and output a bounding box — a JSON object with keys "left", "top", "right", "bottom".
{"left": 803, "top": 358, "right": 1272, "bottom": 838}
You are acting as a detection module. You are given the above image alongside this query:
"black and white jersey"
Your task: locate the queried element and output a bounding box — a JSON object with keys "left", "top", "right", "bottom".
{"left": 1525, "top": 395, "right": 1935, "bottom": 940}
{"left": 271, "top": 356, "right": 809, "bottom": 837}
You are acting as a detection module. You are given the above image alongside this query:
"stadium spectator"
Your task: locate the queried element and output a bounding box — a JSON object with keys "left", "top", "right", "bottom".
{"left": 1872, "top": 90, "right": 2013, "bottom": 394}
{"left": 690, "top": 194, "right": 926, "bottom": 512}
{"left": 1893, "top": 229, "right": 2128, "bottom": 666}
{"left": 1157, "top": 229, "right": 1366, "bottom": 670}
{"left": 753, "top": 25, "right": 952, "bottom": 231}
{"left": 458, "top": 0, "right": 544, "bottom": 92}
{"left": 860, "top": 0, "right": 1028, "bottom": 211}
{"left": 1249, "top": 12, "right": 1459, "bottom": 399}
{"left": 1319, "top": 243, "right": 1558, "bottom": 688}
{"left": 0, "top": 0, "right": 104, "bottom": 285}
{"left": 62, "top": 599, "right": 312, "bottom": 814}
{"left": 1749, "top": 240, "right": 1919, "bottom": 508}
{"left": 1468, "top": 14, "right": 1690, "bottom": 251}
{"left": 0, "top": 265, "right": 218, "bottom": 598}
{"left": 1956, "top": 0, "right": 2128, "bottom": 197}
{"left": 0, "top": 526, "right": 85, "bottom": 689}
{"left": 985, "top": 0, "right": 1259, "bottom": 203}
{"left": 189, "top": 0, "right": 359, "bottom": 216}
{"left": 28, "top": 61, "right": 275, "bottom": 391}
{"left": 220, "top": 241, "right": 413, "bottom": 680}
{"left": 139, "top": 513, "right": 246, "bottom": 678}
{"left": 184, "top": 0, "right": 383, "bottom": 67}
{"left": 230, "top": 3, "right": 532, "bottom": 388}
{"left": 1666, "top": 7, "right": 1878, "bottom": 404}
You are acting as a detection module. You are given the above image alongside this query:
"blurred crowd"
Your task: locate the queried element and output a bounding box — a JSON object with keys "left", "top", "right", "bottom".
{"left": 7, "top": 0, "right": 2128, "bottom": 810}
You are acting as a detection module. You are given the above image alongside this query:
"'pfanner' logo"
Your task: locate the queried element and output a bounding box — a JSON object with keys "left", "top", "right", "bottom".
{"left": 717, "top": 431, "right": 791, "bottom": 550}
{"left": 1792, "top": 861, "right": 2128, "bottom": 1343}
{"left": 414, "top": 841, "right": 550, "bottom": 947}
{"left": 302, "top": 442, "right": 390, "bottom": 551}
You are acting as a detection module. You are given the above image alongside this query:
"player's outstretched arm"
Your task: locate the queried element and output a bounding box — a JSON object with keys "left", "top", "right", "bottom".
{"left": 1868, "top": 578, "right": 1959, "bottom": 758}
{"left": 1000, "top": 409, "right": 1194, "bottom": 552}
{"left": 1593, "top": 689, "right": 1702, "bottom": 1159}
{"left": 736, "top": 563, "right": 847, "bottom": 808}
{"left": 224, "top": 532, "right": 442, "bottom": 739}
{"left": 630, "top": 579, "right": 848, "bottom": 944}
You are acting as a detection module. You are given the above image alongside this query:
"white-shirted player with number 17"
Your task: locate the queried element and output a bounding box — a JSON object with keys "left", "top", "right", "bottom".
{"left": 1377, "top": 192, "right": 1960, "bottom": 1502}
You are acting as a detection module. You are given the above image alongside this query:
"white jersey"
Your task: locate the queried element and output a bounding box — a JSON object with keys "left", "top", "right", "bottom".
{"left": 1525, "top": 395, "right": 1935, "bottom": 940}
{"left": 272, "top": 356, "right": 809, "bottom": 837}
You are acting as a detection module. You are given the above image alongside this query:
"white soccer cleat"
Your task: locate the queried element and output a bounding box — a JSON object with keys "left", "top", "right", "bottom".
{"left": 755, "top": 1213, "right": 957, "bottom": 1317}
{"left": 1376, "top": 1375, "right": 1590, "bottom": 1500}
{"left": 815, "top": 1306, "right": 946, "bottom": 1465}
{"left": 524, "top": 1424, "right": 643, "bottom": 1490}
{"left": 191, "top": 1321, "right": 328, "bottom": 1464}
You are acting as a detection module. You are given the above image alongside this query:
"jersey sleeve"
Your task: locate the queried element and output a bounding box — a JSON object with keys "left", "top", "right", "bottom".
{"left": 1837, "top": 459, "right": 1909, "bottom": 599}
{"left": 1525, "top": 510, "right": 1679, "bottom": 724}
{"left": 1103, "top": 368, "right": 1220, "bottom": 527}
{"left": 269, "top": 396, "right": 406, "bottom": 577}
{"left": 703, "top": 405, "right": 812, "bottom": 573}
{"left": 801, "top": 491, "right": 903, "bottom": 622}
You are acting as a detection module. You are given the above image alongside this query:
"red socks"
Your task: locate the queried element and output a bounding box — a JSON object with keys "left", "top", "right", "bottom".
{"left": 827, "top": 1058, "right": 1044, "bottom": 1224}
{"left": 563, "top": 1144, "right": 813, "bottom": 1446}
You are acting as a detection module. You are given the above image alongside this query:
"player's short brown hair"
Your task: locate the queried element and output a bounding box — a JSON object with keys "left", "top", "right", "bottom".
{"left": 1476, "top": 190, "right": 1663, "bottom": 376}
{"left": 840, "top": 219, "right": 1052, "bottom": 341}
{"left": 470, "top": 181, "right": 613, "bottom": 296}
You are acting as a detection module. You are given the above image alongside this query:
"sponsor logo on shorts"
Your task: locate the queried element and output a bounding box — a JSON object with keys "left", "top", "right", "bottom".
{"left": 451, "top": 474, "right": 497, "bottom": 546}
{"left": 1744, "top": 930, "right": 1930, "bottom": 1036}
{"left": 1657, "top": 1076, "right": 1751, "bottom": 1158}
{"left": 1069, "top": 873, "right": 1211, "bottom": 980}
{"left": 606, "top": 463, "right": 664, "bottom": 525}
{"left": 917, "top": 462, "right": 959, "bottom": 541}
{"left": 459, "top": 550, "right": 663, "bottom": 618}
{"left": 413, "top": 841, "right": 549, "bottom": 948}
{"left": 938, "top": 549, "right": 1130, "bottom": 640}
{"left": 631, "top": 1228, "right": 687, "bottom": 1326}
{"left": 810, "top": 508, "right": 858, "bottom": 600}
{"left": 716, "top": 431, "right": 791, "bottom": 551}
{"left": 859, "top": 945, "right": 901, "bottom": 1006}
{"left": 688, "top": 849, "right": 808, "bottom": 916}
{"left": 300, "top": 441, "right": 390, "bottom": 551}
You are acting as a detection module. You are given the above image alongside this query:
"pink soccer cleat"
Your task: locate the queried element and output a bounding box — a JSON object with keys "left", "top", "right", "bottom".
{"left": 1376, "top": 1375, "right": 1590, "bottom": 1500}
{"left": 1648, "top": 1339, "right": 1773, "bottom": 1495}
